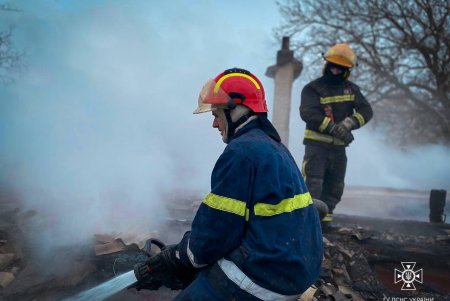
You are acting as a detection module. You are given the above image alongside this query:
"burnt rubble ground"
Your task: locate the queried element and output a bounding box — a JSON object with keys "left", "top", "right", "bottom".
{"left": 0, "top": 194, "right": 449, "bottom": 301}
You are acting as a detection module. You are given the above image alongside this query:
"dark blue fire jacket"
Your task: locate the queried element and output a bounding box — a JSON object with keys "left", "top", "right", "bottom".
{"left": 300, "top": 77, "right": 373, "bottom": 148}
{"left": 179, "top": 120, "right": 323, "bottom": 296}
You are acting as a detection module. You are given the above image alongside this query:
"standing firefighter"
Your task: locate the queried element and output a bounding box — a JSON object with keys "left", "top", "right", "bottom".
{"left": 300, "top": 43, "right": 373, "bottom": 229}
{"left": 133, "top": 68, "right": 323, "bottom": 300}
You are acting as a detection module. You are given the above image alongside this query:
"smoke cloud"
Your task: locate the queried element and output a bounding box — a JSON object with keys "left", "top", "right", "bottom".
{"left": 0, "top": 1, "right": 448, "bottom": 255}
{"left": 0, "top": 1, "right": 279, "bottom": 249}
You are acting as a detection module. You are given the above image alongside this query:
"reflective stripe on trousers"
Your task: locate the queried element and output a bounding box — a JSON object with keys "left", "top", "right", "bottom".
{"left": 217, "top": 258, "right": 299, "bottom": 301}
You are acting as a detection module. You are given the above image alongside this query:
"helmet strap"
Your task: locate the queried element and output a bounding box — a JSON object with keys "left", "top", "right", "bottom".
{"left": 224, "top": 109, "right": 255, "bottom": 142}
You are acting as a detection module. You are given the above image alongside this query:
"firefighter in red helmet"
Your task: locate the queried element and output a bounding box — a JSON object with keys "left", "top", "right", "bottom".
{"left": 134, "top": 68, "right": 323, "bottom": 300}
{"left": 194, "top": 68, "right": 270, "bottom": 143}
{"left": 300, "top": 43, "right": 373, "bottom": 230}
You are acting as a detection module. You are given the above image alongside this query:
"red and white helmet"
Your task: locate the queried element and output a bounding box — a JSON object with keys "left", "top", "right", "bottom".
{"left": 194, "top": 68, "right": 268, "bottom": 114}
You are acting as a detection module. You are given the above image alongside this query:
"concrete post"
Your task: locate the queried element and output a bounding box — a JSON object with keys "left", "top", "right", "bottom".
{"left": 429, "top": 189, "right": 446, "bottom": 223}
{"left": 266, "top": 37, "right": 302, "bottom": 147}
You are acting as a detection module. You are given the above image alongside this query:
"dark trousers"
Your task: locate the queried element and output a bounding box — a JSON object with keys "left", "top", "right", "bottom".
{"left": 302, "top": 144, "right": 347, "bottom": 212}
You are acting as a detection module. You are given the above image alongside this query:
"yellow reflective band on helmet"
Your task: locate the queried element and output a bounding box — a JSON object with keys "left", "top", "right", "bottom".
{"left": 319, "top": 117, "right": 332, "bottom": 132}
{"left": 203, "top": 193, "right": 247, "bottom": 217}
{"left": 214, "top": 73, "right": 261, "bottom": 93}
{"left": 320, "top": 94, "right": 355, "bottom": 105}
{"left": 322, "top": 213, "right": 333, "bottom": 222}
{"left": 353, "top": 112, "right": 365, "bottom": 126}
{"left": 253, "top": 193, "right": 313, "bottom": 217}
{"left": 304, "top": 129, "right": 346, "bottom": 146}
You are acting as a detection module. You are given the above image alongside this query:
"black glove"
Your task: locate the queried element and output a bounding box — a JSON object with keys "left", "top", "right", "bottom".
{"left": 133, "top": 243, "right": 197, "bottom": 291}
{"left": 312, "top": 198, "right": 329, "bottom": 221}
{"left": 339, "top": 117, "right": 358, "bottom": 131}
{"left": 328, "top": 122, "right": 354, "bottom": 144}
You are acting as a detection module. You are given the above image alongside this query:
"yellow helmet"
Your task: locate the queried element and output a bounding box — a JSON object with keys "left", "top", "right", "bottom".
{"left": 323, "top": 43, "right": 357, "bottom": 68}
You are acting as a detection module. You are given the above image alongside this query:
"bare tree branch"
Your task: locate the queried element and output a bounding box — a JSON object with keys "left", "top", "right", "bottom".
{"left": 275, "top": 0, "right": 450, "bottom": 145}
{"left": 0, "top": 4, "right": 23, "bottom": 84}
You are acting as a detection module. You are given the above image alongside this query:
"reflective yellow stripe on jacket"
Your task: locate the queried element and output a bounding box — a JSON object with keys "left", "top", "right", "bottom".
{"left": 203, "top": 192, "right": 313, "bottom": 220}
{"left": 320, "top": 94, "right": 355, "bottom": 105}
{"left": 304, "top": 129, "right": 346, "bottom": 146}
{"left": 254, "top": 192, "right": 313, "bottom": 216}
{"left": 353, "top": 112, "right": 365, "bottom": 127}
{"left": 203, "top": 193, "right": 248, "bottom": 219}
{"left": 318, "top": 117, "right": 332, "bottom": 132}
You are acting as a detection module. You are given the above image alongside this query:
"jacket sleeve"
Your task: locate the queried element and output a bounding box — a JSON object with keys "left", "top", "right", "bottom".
{"left": 351, "top": 87, "right": 373, "bottom": 129}
{"left": 300, "top": 84, "right": 332, "bottom": 133}
{"left": 178, "top": 147, "right": 252, "bottom": 268}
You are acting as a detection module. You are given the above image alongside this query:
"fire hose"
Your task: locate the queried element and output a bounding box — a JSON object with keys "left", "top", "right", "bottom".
{"left": 131, "top": 238, "right": 197, "bottom": 291}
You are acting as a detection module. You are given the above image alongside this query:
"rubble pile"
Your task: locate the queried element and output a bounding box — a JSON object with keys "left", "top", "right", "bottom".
{"left": 0, "top": 208, "right": 28, "bottom": 290}
{"left": 0, "top": 193, "right": 449, "bottom": 301}
{"left": 0, "top": 205, "right": 178, "bottom": 301}
{"left": 311, "top": 217, "right": 450, "bottom": 301}
{"left": 0, "top": 210, "right": 98, "bottom": 301}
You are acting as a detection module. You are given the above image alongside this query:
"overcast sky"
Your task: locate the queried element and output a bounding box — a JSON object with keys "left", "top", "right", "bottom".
{"left": 1, "top": 0, "right": 449, "bottom": 245}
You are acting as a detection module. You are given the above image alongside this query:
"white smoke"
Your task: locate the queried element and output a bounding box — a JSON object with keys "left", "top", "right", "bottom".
{"left": 0, "top": 1, "right": 280, "bottom": 250}
{"left": 1, "top": 0, "right": 449, "bottom": 254}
